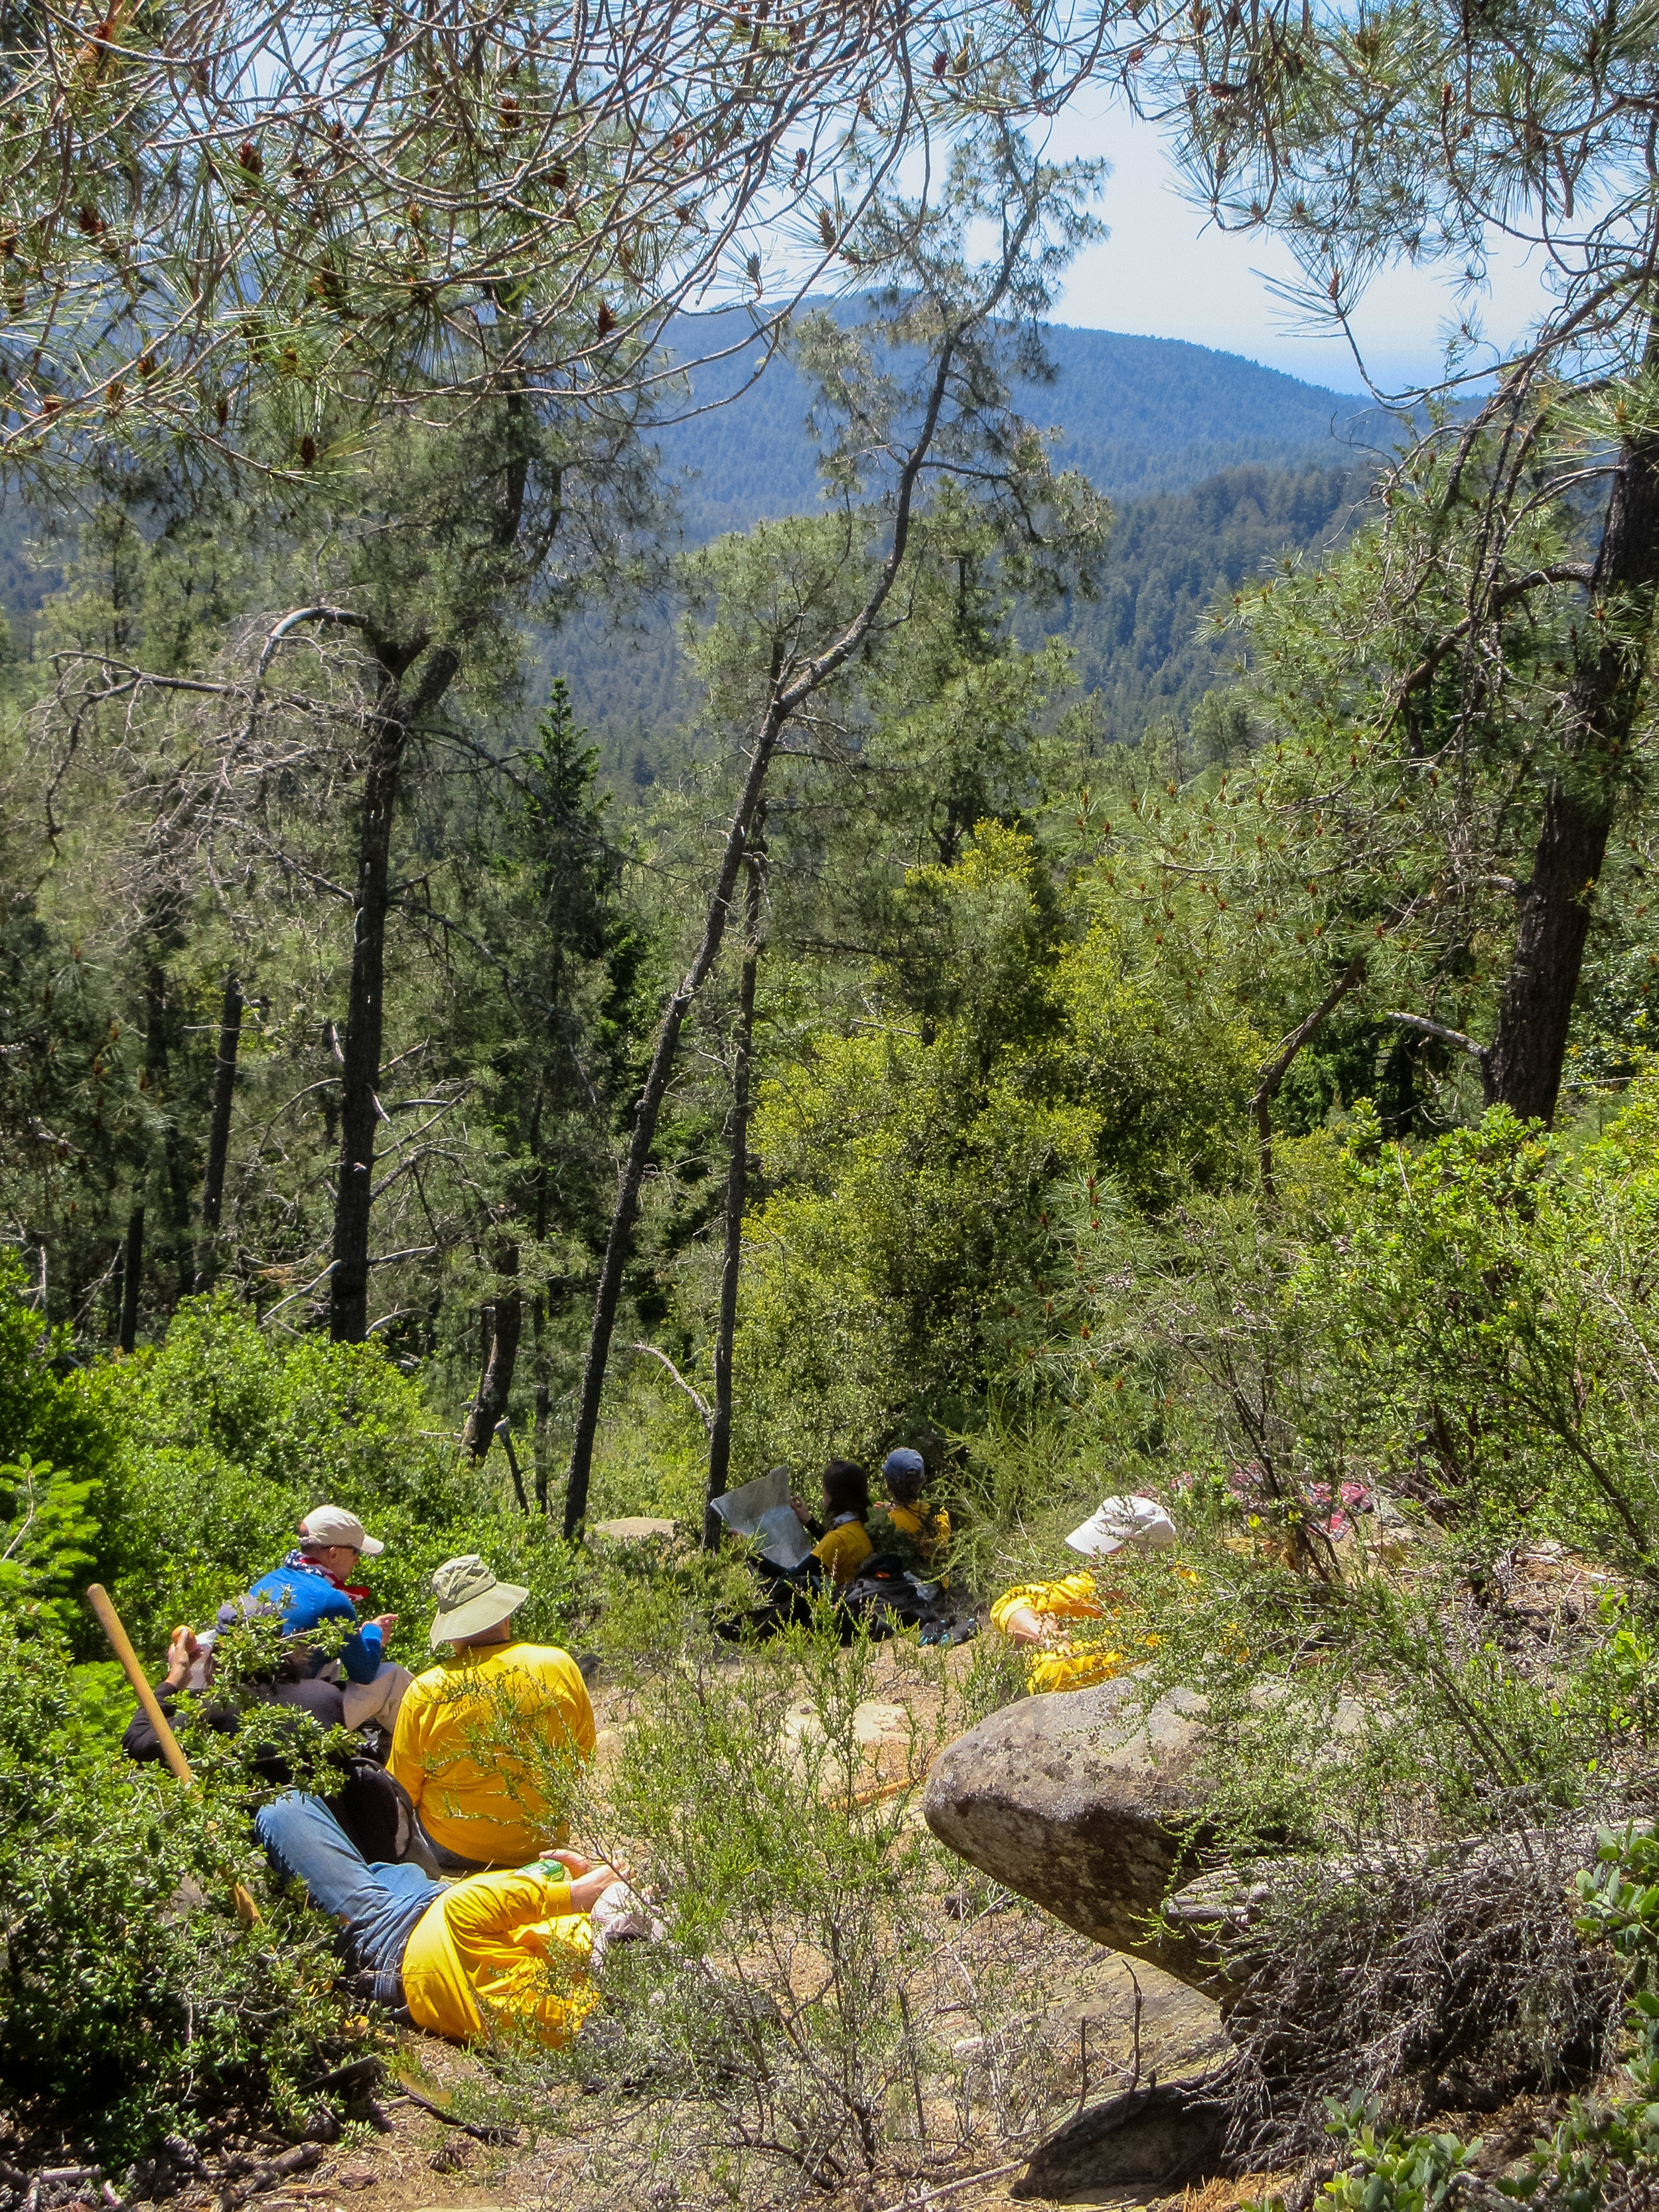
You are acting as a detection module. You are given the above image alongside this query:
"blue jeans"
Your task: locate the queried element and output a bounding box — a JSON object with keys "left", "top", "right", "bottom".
{"left": 255, "top": 1791, "right": 443, "bottom": 2007}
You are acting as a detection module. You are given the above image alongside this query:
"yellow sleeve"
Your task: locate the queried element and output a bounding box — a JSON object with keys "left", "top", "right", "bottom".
{"left": 989, "top": 1570, "right": 1100, "bottom": 1635}
{"left": 812, "top": 1522, "right": 873, "bottom": 1585}
{"left": 1025, "top": 1645, "right": 1129, "bottom": 1694}
{"left": 557, "top": 1657, "right": 597, "bottom": 1762}
{"left": 441, "top": 1864, "right": 575, "bottom": 1947}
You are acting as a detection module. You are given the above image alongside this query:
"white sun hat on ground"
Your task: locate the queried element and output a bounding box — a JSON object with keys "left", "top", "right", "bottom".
{"left": 1064, "top": 1493, "right": 1177, "bottom": 1560}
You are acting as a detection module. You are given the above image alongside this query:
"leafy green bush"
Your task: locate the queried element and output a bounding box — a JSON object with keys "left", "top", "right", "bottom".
{"left": 0, "top": 1262, "right": 122, "bottom": 1650}
{"left": 86, "top": 1293, "right": 597, "bottom": 1660}
{"left": 734, "top": 824, "right": 1261, "bottom": 1468}
{"left": 0, "top": 1625, "right": 354, "bottom": 2160}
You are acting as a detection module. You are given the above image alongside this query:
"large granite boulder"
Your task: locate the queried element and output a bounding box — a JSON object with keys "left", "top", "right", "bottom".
{"left": 923, "top": 1676, "right": 1230, "bottom": 1998}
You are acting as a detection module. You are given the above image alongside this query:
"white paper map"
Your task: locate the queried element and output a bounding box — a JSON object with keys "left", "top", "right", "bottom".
{"left": 709, "top": 1467, "right": 814, "bottom": 1570}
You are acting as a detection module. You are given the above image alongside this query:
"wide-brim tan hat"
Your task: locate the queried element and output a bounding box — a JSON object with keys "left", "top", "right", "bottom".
{"left": 428, "top": 1553, "right": 530, "bottom": 1647}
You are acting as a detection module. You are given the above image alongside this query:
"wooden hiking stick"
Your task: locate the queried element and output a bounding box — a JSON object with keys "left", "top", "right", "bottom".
{"left": 85, "top": 1583, "right": 259, "bottom": 1925}
{"left": 86, "top": 1581, "right": 193, "bottom": 1783}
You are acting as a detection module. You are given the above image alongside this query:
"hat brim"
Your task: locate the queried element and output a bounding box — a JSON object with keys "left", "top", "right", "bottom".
{"left": 1065, "top": 1520, "right": 1128, "bottom": 1558}
{"left": 358, "top": 1533, "right": 385, "bottom": 1557}
{"left": 429, "top": 1581, "right": 529, "bottom": 1647}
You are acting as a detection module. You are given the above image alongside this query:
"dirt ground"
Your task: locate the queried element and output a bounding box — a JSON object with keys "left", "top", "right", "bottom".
{"left": 219, "top": 1641, "right": 1242, "bottom": 2212}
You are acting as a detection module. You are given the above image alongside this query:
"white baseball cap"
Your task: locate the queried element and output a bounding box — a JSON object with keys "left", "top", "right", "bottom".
{"left": 297, "top": 1503, "right": 384, "bottom": 1557}
{"left": 1065, "top": 1493, "right": 1177, "bottom": 1560}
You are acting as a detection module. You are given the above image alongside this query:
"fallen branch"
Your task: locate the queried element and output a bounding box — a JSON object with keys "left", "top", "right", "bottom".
{"left": 628, "top": 1342, "right": 714, "bottom": 1434}
{"left": 877, "top": 2158, "right": 1023, "bottom": 2210}
{"left": 388, "top": 2085, "right": 520, "bottom": 2146}
{"left": 218, "top": 2143, "right": 323, "bottom": 2207}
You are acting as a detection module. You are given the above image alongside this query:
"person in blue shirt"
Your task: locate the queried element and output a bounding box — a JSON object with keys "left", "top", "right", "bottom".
{"left": 225, "top": 1503, "right": 399, "bottom": 1687}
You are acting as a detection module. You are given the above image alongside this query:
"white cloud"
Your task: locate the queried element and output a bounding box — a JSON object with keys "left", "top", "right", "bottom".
{"left": 1041, "top": 93, "right": 1553, "bottom": 396}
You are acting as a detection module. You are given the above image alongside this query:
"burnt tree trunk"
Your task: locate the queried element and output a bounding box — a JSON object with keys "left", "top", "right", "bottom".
{"left": 195, "top": 972, "right": 243, "bottom": 1293}
{"left": 144, "top": 952, "right": 194, "bottom": 1300}
{"left": 329, "top": 643, "right": 460, "bottom": 1343}
{"left": 1486, "top": 336, "right": 1659, "bottom": 1123}
{"left": 704, "top": 830, "right": 765, "bottom": 1550}
{"left": 462, "top": 1244, "right": 523, "bottom": 1459}
{"left": 119, "top": 1204, "right": 144, "bottom": 1353}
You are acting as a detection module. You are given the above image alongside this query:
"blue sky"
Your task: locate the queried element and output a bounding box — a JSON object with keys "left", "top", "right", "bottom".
{"left": 1044, "top": 91, "right": 1553, "bottom": 398}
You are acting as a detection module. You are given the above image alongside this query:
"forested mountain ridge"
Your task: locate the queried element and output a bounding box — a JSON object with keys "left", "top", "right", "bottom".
{"left": 654, "top": 305, "right": 1376, "bottom": 538}
{"left": 552, "top": 457, "right": 1362, "bottom": 779}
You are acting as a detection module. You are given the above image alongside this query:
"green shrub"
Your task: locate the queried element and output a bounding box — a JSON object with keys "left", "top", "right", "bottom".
{"left": 0, "top": 1625, "right": 354, "bottom": 2160}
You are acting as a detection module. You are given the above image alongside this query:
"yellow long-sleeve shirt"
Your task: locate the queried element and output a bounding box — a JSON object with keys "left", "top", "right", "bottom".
{"left": 390, "top": 1642, "right": 595, "bottom": 1868}
{"left": 813, "top": 1517, "right": 873, "bottom": 1585}
{"left": 401, "top": 1862, "right": 595, "bottom": 2045}
{"left": 989, "top": 1570, "right": 1131, "bottom": 1694}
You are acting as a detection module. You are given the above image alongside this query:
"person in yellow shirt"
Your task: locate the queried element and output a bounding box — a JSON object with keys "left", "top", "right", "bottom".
{"left": 806, "top": 1459, "right": 874, "bottom": 1585}
{"left": 390, "top": 1555, "right": 596, "bottom": 1873}
{"left": 871, "top": 1447, "right": 951, "bottom": 1568}
{"left": 991, "top": 1493, "right": 1178, "bottom": 1694}
{"left": 253, "top": 1789, "right": 640, "bottom": 2047}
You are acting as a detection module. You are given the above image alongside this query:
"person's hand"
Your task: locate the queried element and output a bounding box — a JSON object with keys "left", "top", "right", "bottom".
{"left": 545, "top": 1847, "right": 632, "bottom": 1913}
{"left": 163, "top": 1625, "right": 200, "bottom": 1690}
{"left": 790, "top": 1497, "right": 809, "bottom": 1524}
{"left": 369, "top": 1613, "right": 397, "bottom": 1633}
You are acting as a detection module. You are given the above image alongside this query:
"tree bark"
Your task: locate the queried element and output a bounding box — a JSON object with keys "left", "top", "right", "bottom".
{"left": 1250, "top": 953, "right": 1367, "bottom": 1201}
{"left": 705, "top": 830, "right": 766, "bottom": 1549}
{"left": 534, "top": 1376, "right": 551, "bottom": 1514}
{"left": 329, "top": 644, "right": 460, "bottom": 1343}
{"left": 144, "top": 953, "right": 194, "bottom": 1300}
{"left": 1486, "top": 332, "right": 1659, "bottom": 1123}
{"left": 195, "top": 972, "right": 242, "bottom": 1293}
{"left": 461, "top": 1245, "right": 523, "bottom": 1458}
{"left": 119, "top": 1204, "right": 143, "bottom": 1353}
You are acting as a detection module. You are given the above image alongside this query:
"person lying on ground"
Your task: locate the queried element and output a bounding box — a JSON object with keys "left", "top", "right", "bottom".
{"left": 868, "top": 1447, "right": 951, "bottom": 1572}
{"left": 991, "top": 1494, "right": 1179, "bottom": 1694}
{"left": 223, "top": 1507, "right": 411, "bottom": 1732}
{"left": 798, "top": 1459, "right": 873, "bottom": 1587}
{"left": 389, "top": 1555, "right": 596, "bottom": 1875}
{"left": 126, "top": 1629, "right": 436, "bottom": 1868}
{"left": 254, "top": 1788, "right": 640, "bottom": 2046}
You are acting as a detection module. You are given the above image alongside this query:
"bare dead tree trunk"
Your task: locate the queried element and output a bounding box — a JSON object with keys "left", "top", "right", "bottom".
{"left": 534, "top": 1376, "right": 551, "bottom": 1513}
{"left": 1486, "top": 329, "right": 1659, "bottom": 1124}
{"left": 462, "top": 1244, "right": 523, "bottom": 1458}
{"left": 144, "top": 951, "right": 194, "bottom": 1301}
{"left": 330, "top": 643, "right": 461, "bottom": 1343}
{"left": 119, "top": 1204, "right": 144, "bottom": 1353}
{"left": 195, "top": 972, "right": 242, "bottom": 1293}
{"left": 559, "top": 197, "right": 1045, "bottom": 1538}
{"left": 704, "top": 831, "right": 765, "bottom": 1549}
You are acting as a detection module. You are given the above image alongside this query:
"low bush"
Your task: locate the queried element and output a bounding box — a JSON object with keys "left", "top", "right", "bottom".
{"left": 0, "top": 1627, "right": 356, "bottom": 2164}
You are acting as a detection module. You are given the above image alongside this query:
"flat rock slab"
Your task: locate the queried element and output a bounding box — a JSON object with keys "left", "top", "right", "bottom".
{"left": 924, "top": 1678, "right": 1226, "bottom": 1996}
{"left": 591, "top": 1516, "right": 678, "bottom": 1542}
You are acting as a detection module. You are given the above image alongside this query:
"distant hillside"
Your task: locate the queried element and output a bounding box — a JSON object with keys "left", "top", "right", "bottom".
{"left": 554, "top": 459, "right": 1366, "bottom": 782}
{"left": 652, "top": 307, "right": 1382, "bottom": 536}
{"left": 1035, "top": 461, "right": 1362, "bottom": 743}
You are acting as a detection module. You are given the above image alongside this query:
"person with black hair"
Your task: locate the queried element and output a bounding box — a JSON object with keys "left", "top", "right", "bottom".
{"left": 807, "top": 1459, "right": 873, "bottom": 1585}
